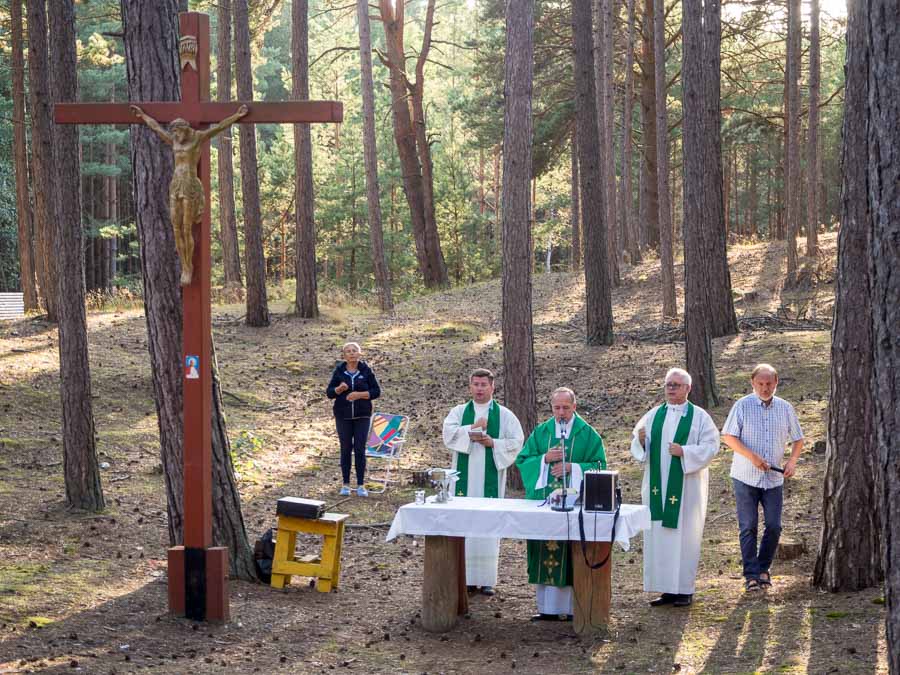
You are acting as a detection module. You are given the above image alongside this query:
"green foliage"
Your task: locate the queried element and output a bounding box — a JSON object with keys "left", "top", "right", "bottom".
{"left": 0, "top": 0, "right": 847, "bottom": 297}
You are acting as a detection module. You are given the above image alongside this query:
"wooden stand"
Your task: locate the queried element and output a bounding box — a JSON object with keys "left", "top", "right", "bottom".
{"left": 571, "top": 541, "right": 612, "bottom": 636}
{"left": 421, "top": 536, "right": 468, "bottom": 632}
{"left": 270, "top": 513, "right": 348, "bottom": 592}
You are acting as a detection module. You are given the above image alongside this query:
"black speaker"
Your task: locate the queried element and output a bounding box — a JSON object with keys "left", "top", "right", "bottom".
{"left": 582, "top": 470, "right": 619, "bottom": 512}
{"left": 276, "top": 497, "right": 326, "bottom": 520}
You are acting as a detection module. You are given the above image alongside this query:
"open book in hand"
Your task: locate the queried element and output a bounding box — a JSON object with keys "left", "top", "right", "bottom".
{"left": 468, "top": 429, "right": 489, "bottom": 441}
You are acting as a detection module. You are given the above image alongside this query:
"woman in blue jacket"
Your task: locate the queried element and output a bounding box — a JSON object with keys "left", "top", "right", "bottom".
{"left": 326, "top": 342, "right": 381, "bottom": 496}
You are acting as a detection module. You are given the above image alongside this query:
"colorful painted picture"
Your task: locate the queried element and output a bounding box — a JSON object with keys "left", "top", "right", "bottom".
{"left": 185, "top": 355, "right": 200, "bottom": 379}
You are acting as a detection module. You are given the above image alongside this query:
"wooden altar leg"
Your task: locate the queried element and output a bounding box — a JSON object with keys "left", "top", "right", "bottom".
{"left": 422, "top": 535, "right": 465, "bottom": 632}
{"left": 571, "top": 541, "right": 612, "bottom": 636}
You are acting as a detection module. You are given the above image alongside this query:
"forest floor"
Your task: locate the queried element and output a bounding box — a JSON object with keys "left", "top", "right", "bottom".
{"left": 0, "top": 232, "right": 888, "bottom": 674}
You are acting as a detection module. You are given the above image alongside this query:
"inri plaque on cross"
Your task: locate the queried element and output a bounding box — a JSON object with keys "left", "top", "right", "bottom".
{"left": 54, "top": 12, "right": 342, "bottom": 622}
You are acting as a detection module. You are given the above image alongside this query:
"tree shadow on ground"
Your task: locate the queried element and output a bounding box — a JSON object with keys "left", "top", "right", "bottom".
{"left": 700, "top": 575, "right": 883, "bottom": 673}
{"left": 592, "top": 597, "right": 693, "bottom": 672}
{"left": 807, "top": 589, "right": 885, "bottom": 673}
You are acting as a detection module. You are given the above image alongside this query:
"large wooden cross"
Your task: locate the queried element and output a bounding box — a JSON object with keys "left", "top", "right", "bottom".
{"left": 55, "top": 12, "right": 342, "bottom": 622}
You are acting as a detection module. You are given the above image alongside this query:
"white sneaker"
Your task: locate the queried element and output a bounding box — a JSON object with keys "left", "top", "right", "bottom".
{"left": 356, "top": 486, "right": 369, "bottom": 497}
{"left": 339, "top": 485, "right": 351, "bottom": 496}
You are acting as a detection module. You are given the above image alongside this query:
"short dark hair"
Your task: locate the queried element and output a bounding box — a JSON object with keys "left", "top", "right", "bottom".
{"left": 470, "top": 368, "right": 495, "bottom": 383}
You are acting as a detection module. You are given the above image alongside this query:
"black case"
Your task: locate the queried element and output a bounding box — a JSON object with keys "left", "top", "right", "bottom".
{"left": 582, "top": 470, "right": 620, "bottom": 512}
{"left": 277, "top": 497, "right": 326, "bottom": 520}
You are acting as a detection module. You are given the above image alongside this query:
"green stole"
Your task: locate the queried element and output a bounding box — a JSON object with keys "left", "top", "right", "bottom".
{"left": 455, "top": 400, "right": 501, "bottom": 498}
{"left": 649, "top": 402, "right": 694, "bottom": 528}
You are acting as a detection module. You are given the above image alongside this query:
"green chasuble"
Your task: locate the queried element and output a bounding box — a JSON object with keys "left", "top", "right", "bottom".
{"left": 515, "top": 414, "right": 607, "bottom": 587}
{"left": 455, "top": 400, "right": 501, "bottom": 498}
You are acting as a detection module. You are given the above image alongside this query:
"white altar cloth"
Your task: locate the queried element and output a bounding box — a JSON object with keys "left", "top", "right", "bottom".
{"left": 386, "top": 496, "right": 650, "bottom": 550}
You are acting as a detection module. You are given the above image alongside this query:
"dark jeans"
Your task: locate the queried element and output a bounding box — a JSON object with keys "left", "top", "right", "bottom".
{"left": 732, "top": 478, "right": 783, "bottom": 580}
{"left": 336, "top": 416, "right": 369, "bottom": 486}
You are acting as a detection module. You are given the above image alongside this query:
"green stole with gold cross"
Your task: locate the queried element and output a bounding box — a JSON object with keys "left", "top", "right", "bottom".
{"left": 649, "top": 402, "right": 694, "bottom": 528}
{"left": 455, "top": 400, "right": 501, "bottom": 498}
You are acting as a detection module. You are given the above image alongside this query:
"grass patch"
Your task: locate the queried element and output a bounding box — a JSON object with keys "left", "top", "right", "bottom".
{"left": 0, "top": 562, "right": 52, "bottom": 595}
{"left": 825, "top": 611, "right": 849, "bottom": 619}
{"left": 284, "top": 361, "right": 307, "bottom": 374}
{"left": 26, "top": 616, "right": 54, "bottom": 628}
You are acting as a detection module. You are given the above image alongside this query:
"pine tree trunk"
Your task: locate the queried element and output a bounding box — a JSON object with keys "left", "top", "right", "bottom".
{"left": 378, "top": 0, "right": 448, "bottom": 288}
{"left": 210, "top": 342, "right": 255, "bottom": 580}
{"left": 502, "top": 0, "right": 537, "bottom": 491}
{"left": 620, "top": 0, "right": 641, "bottom": 266}
{"left": 216, "top": 0, "right": 243, "bottom": 291}
{"left": 124, "top": 0, "right": 189, "bottom": 548}
{"left": 748, "top": 148, "right": 759, "bottom": 238}
{"left": 570, "top": 130, "right": 582, "bottom": 270}
{"left": 26, "top": 0, "right": 59, "bottom": 322}
{"left": 357, "top": 0, "right": 393, "bottom": 311}
{"left": 106, "top": 141, "right": 119, "bottom": 287}
{"left": 50, "top": 0, "right": 104, "bottom": 512}
{"left": 638, "top": 0, "right": 659, "bottom": 250}
{"left": 121, "top": 0, "right": 256, "bottom": 580}
{"left": 681, "top": 0, "right": 736, "bottom": 341}
{"left": 601, "top": 0, "right": 619, "bottom": 286}
{"left": 682, "top": 0, "right": 725, "bottom": 408}
{"left": 292, "top": 0, "right": 319, "bottom": 318}
{"left": 805, "top": 0, "right": 820, "bottom": 257}
{"left": 653, "top": 0, "right": 676, "bottom": 321}
{"left": 410, "top": 0, "right": 448, "bottom": 288}
{"left": 813, "top": 0, "right": 881, "bottom": 592}
{"left": 784, "top": 0, "right": 801, "bottom": 283}
{"left": 11, "top": 0, "right": 37, "bottom": 310}
{"left": 866, "top": 0, "right": 900, "bottom": 664}
{"left": 574, "top": 0, "right": 613, "bottom": 346}
{"left": 234, "top": 0, "right": 270, "bottom": 327}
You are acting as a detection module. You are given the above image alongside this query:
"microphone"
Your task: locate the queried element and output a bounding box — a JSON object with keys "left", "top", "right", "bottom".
{"left": 551, "top": 417, "right": 573, "bottom": 512}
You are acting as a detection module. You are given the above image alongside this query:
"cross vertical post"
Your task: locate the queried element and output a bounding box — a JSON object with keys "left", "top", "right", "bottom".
{"left": 175, "top": 11, "right": 221, "bottom": 622}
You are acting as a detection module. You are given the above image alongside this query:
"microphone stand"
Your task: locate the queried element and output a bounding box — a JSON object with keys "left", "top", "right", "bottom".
{"left": 551, "top": 419, "right": 573, "bottom": 512}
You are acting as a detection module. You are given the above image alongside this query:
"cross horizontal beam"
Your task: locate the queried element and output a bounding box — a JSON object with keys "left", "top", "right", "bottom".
{"left": 54, "top": 101, "right": 342, "bottom": 126}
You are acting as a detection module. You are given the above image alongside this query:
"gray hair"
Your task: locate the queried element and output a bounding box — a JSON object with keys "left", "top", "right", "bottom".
{"left": 665, "top": 368, "right": 692, "bottom": 387}
{"left": 751, "top": 363, "right": 778, "bottom": 380}
{"left": 551, "top": 387, "right": 577, "bottom": 405}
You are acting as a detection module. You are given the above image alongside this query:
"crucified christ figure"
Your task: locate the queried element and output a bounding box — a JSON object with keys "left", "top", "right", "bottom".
{"left": 130, "top": 104, "right": 249, "bottom": 285}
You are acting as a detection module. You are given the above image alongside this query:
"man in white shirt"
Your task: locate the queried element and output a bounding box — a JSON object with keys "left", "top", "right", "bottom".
{"left": 442, "top": 368, "right": 524, "bottom": 596}
{"left": 631, "top": 368, "right": 720, "bottom": 607}
{"left": 722, "top": 363, "right": 804, "bottom": 593}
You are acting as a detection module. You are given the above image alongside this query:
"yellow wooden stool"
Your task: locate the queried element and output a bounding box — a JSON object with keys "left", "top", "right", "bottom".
{"left": 270, "top": 512, "right": 349, "bottom": 592}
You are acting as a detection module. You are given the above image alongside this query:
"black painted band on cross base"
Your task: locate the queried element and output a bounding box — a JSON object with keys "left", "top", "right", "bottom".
{"left": 185, "top": 547, "right": 207, "bottom": 621}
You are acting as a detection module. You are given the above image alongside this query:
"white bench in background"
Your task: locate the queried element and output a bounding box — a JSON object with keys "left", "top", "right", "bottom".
{"left": 0, "top": 292, "right": 25, "bottom": 320}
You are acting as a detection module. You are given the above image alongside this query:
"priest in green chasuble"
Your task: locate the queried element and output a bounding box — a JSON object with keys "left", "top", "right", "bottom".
{"left": 515, "top": 387, "right": 607, "bottom": 621}
{"left": 442, "top": 368, "right": 525, "bottom": 595}
{"left": 630, "top": 368, "right": 719, "bottom": 607}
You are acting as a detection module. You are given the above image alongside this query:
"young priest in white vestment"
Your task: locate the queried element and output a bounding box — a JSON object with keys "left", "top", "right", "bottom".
{"left": 630, "top": 368, "right": 720, "bottom": 607}
{"left": 442, "top": 368, "right": 524, "bottom": 596}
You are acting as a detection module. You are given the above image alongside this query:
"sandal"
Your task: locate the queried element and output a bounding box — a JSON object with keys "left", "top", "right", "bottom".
{"left": 759, "top": 572, "right": 772, "bottom": 588}
{"left": 745, "top": 578, "right": 761, "bottom": 592}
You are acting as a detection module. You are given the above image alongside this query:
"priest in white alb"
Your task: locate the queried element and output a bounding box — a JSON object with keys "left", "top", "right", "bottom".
{"left": 630, "top": 367, "right": 720, "bottom": 607}
{"left": 442, "top": 368, "right": 524, "bottom": 596}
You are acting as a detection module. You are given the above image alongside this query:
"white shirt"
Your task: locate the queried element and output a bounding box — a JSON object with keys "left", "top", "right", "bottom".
{"left": 722, "top": 394, "right": 804, "bottom": 488}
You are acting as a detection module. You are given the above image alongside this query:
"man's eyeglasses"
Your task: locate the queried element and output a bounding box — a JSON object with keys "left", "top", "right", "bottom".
{"left": 665, "top": 382, "right": 687, "bottom": 389}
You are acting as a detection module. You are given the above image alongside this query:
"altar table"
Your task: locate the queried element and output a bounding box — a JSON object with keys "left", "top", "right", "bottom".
{"left": 387, "top": 496, "right": 650, "bottom": 634}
